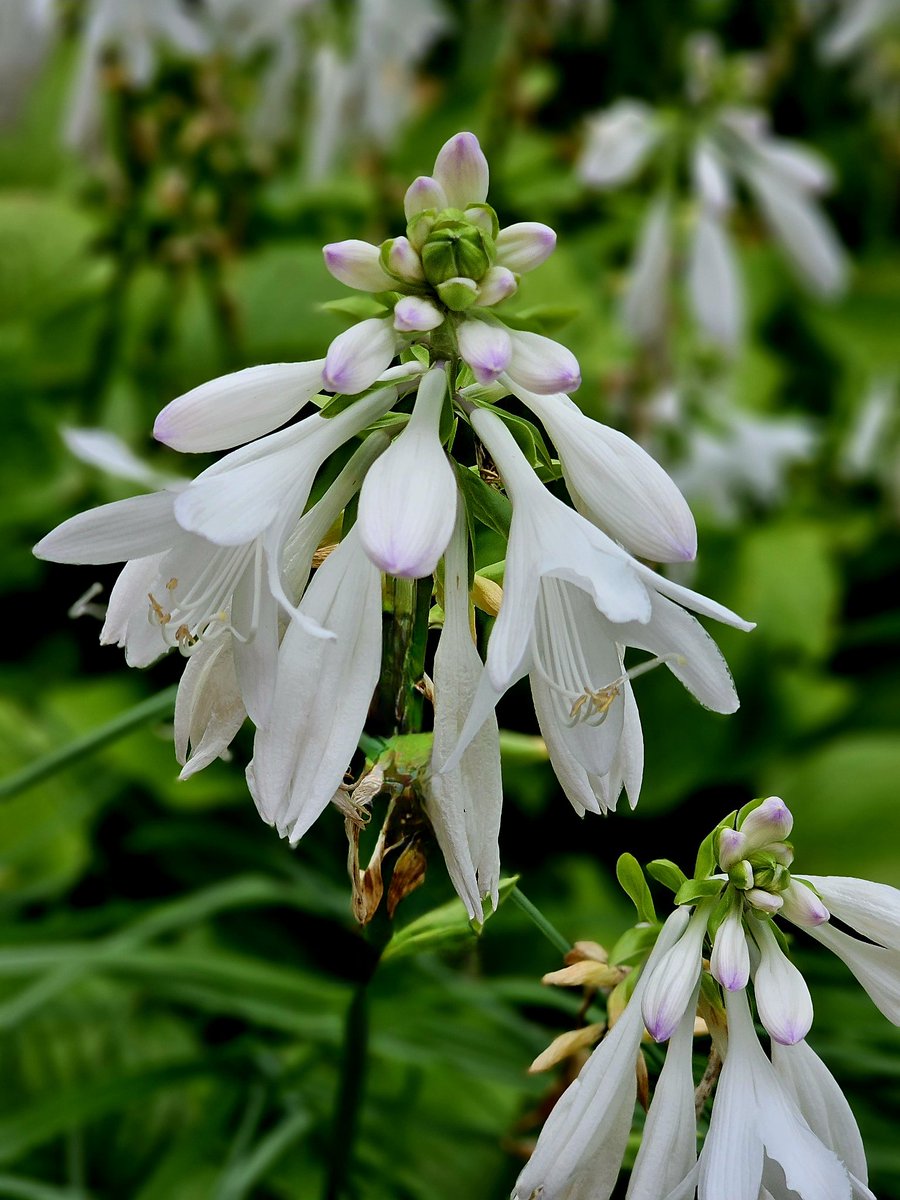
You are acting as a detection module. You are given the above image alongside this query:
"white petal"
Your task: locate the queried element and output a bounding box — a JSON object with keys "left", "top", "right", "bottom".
{"left": 772, "top": 1040, "right": 869, "bottom": 1185}
{"left": 710, "top": 909, "right": 750, "bottom": 990}
{"left": 579, "top": 101, "right": 660, "bottom": 189}
{"left": 692, "top": 139, "right": 733, "bottom": 213}
{"left": 495, "top": 222, "right": 557, "bottom": 273}
{"left": 688, "top": 210, "right": 744, "bottom": 350}
{"left": 622, "top": 197, "right": 671, "bottom": 344}
{"left": 393, "top": 295, "right": 444, "bottom": 332}
{"left": 247, "top": 529, "right": 382, "bottom": 841}
{"left": 753, "top": 140, "right": 834, "bottom": 194}
{"left": 231, "top": 560, "right": 281, "bottom": 726}
{"left": 154, "top": 361, "right": 326, "bottom": 452}
{"left": 100, "top": 554, "right": 168, "bottom": 667}
{"left": 780, "top": 880, "right": 830, "bottom": 928}
{"left": 509, "top": 384, "right": 697, "bottom": 562}
{"left": 506, "top": 328, "right": 582, "bottom": 394}
{"left": 432, "top": 131, "right": 489, "bottom": 209}
{"left": 475, "top": 265, "right": 518, "bottom": 307}
{"left": 322, "top": 318, "right": 398, "bottom": 395}
{"left": 458, "top": 319, "right": 512, "bottom": 384}
{"left": 752, "top": 920, "right": 813, "bottom": 1045}
{"left": 799, "top": 875, "right": 900, "bottom": 950}
{"left": 635, "top": 562, "right": 756, "bottom": 631}
{"left": 805, "top": 922, "right": 900, "bottom": 1024}
{"left": 404, "top": 174, "right": 448, "bottom": 219}
{"left": 63, "top": 428, "right": 176, "bottom": 489}
{"left": 34, "top": 490, "right": 181, "bottom": 564}
{"left": 357, "top": 366, "right": 456, "bottom": 578}
{"left": 174, "top": 636, "right": 246, "bottom": 778}
{"left": 323, "top": 240, "right": 395, "bottom": 291}
{"left": 642, "top": 904, "right": 710, "bottom": 1042}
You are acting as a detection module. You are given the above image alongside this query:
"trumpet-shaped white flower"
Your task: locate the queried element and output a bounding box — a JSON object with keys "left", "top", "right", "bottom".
{"left": 357, "top": 366, "right": 457, "bottom": 578}
{"left": 642, "top": 902, "right": 712, "bottom": 1042}
{"left": 751, "top": 918, "right": 814, "bottom": 1045}
{"left": 622, "top": 196, "right": 671, "bottom": 345}
{"left": 513, "top": 908, "right": 691, "bottom": 1200}
{"left": 578, "top": 100, "right": 661, "bottom": 189}
{"left": 174, "top": 634, "right": 247, "bottom": 779}
{"left": 804, "top": 921, "right": 900, "bottom": 1025}
{"left": 687, "top": 208, "right": 743, "bottom": 350}
{"left": 322, "top": 318, "right": 399, "bottom": 395}
{"left": 425, "top": 501, "right": 502, "bottom": 918}
{"left": 247, "top": 526, "right": 383, "bottom": 843}
{"left": 798, "top": 875, "right": 900, "bottom": 949}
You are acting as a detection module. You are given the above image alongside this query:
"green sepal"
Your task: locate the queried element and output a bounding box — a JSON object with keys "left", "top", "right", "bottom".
{"left": 674, "top": 877, "right": 726, "bottom": 906}
{"left": 454, "top": 463, "right": 511, "bottom": 537}
{"left": 405, "top": 343, "right": 431, "bottom": 368}
{"left": 707, "top": 886, "right": 739, "bottom": 944}
{"left": 696, "top": 810, "right": 738, "bottom": 878}
{"left": 646, "top": 859, "right": 688, "bottom": 894}
{"left": 463, "top": 203, "right": 500, "bottom": 239}
{"left": 616, "top": 853, "right": 657, "bottom": 925}
{"left": 609, "top": 923, "right": 660, "bottom": 967}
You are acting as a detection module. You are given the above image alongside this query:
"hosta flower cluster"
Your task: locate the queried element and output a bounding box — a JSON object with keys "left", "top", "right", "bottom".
{"left": 36, "top": 131, "right": 752, "bottom": 920}
{"left": 516, "top": 796, "right": 900, "bottom": 1200}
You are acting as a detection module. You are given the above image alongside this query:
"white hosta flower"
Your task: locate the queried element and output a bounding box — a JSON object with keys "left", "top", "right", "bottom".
{"left": 474, "top": 265, "right": 518, "bottom": 307}
{"left": 357, "top": 366, "right": 456, "bottom": 578}
{"left": 819, "top": 0, "right": 898, "bottom": 62}
{"left": 780, "top": 880, "right": 830, "bottom": 927}
{"left": 432, "top": 130, "right": 489, "bottom": 209}
{"left": 622, "top": 196, "right": 671, "bottom": 346}
{"left": 692, "top": 139, "right": 733, "bottom": 214}
{"left": 65, "top": 0, "right": 209, "bottom": 155}
{"left": 642, "top": 902, "right": 712, "bottom": 1042}
{"left": 62, "top": 427, "right": 179, "bottom": 490}
{"left": 393, "top": 296, "right": 443, "bottom": 332}
{"left": 687, "top": 208, "right": 743, "bottom": 350}
{"left": 426, "top": 501, "right": 502, "bottom": 918}
{"left": 494, "top": 223, "right": 557, "bottom": 274}
{"left": 804, "top": 921, "right": 900, "bottom": 1025}
{"left": 0, "top": 0, "right": 56, "bottom": 127}
{"left": 685, "top": 986, "right": 856, "bottom": 1200}
{"left": 322, "top": 318, "right": 399, "bottom": 395}
{"left": 710, "top": 907, "right": 750, "bottom": 991}
{"left": 154, "top": 360, "right": 328, "bottom": 453}
{"left": 323, "top": 240, "right": 396, "bottom": 292}
{"left": 751, "top": 919, "right": 814, "bottom": 1045}
{"left": 578, "top": 100, "right": 661, "bottom": 189}
{"left": 512, "top": 908, "right": 691, "bottom": 1200}
{"left": 797, "top": 875, "right": 900, "bottom": 950}
{"left": 247, "top": 527, "right": 382, "bottom": 843}
{"left": 740, "top": 796, "right": 793, "bottom": 848}
{"left": 626, "top": 991, "right": 699, "bottom": 1200}
{"left": 458, "top": 319, "right": 512, "bottom": 384}
{"left": 505, "top": 328, "right": 582, "bottom": 394}
{"left": 174, "top": 634, "right": 247, "bottom": 779}
{"left": 505, "top": 382, "right": 697, "bottom": 562}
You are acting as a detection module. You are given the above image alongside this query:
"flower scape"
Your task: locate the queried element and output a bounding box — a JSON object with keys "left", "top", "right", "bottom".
{"left": 32, "top": 131, "right": 899, "bottom": 1194}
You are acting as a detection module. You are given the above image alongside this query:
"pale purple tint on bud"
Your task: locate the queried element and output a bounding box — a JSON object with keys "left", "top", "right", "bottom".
{"left": 458, "top": 319, "right": 513, "bottom": 384}
{"left": 393, "top": 296, "right": 444, "bottom": 332}
{"left": 710, "top": 909, "right": 750, "bottom": 991}
{"left": 718, "top": 827, "right": 747, "bottom": 870}
{"left": 780, "top": 881, "right": 830, "bottom": 928}
{"left": 322, "top": 240, "right": 394, "bottom": 292}
{"left": 753, "top": 921, "right": 814, "bottom": 1044}
{"left": 505, "top": 329, "right": 581, "bottom": 394}
{"left": 495, "top": 222, "right": 557, "bottom": 274}
{"left": 322, "top": 318, "right": 397, "bottom": 395}
{"left": 386, "top": 236, "right": 425, "bottom": 283}
{"left": 641, "top": 906, "right": 710, "bottom": 1042}
{"left": 404, "top": 174, "right": 448, "bottom": 220}
{"left": 746, "top": 888, "right": 783, "bottom": 914}
{"left": 475, "top": 266, "right": 518, "bottom": 307}
{"left": 433, "top": 131, "right": 489, "bottom": 209}
{"left": 740, "top": 796, "right": 793, "bottom": 849}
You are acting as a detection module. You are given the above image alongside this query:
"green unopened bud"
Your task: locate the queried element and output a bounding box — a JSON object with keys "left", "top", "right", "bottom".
{"left": 436, "top": 276, "right": 480, "bottom": 311}
{"left": 406, "top": 211, "right": 436, "bottom": 252}
{"left": 421, "top": 217, "right": 495, "bottom": 285}
{"left": 753, "top": 863, "right": 789, "bottom": 892}
{"left": 464, "top": 203, "right": 500, "bottom": 238}
{"left": 728, "top": 860, "right": 754, "bottom": 890}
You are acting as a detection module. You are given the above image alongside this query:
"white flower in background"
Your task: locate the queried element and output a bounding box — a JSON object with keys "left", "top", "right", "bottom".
{"left": 0, "top": 0, "right": 56, "bottom": 127}
{"left": 512, "top": 908, "right": 691, "bottom": 1200}
{"left": 425, "top": 500, "right": 503, "bottom": 919}
{"left": 65, "top": 0, "right": 210, "bottom": 155}
{"left": 816, "top": 0, "right": 900, "bottom": 62}
{"left": 579, "top": 100, "right": 662, "bottom": 189}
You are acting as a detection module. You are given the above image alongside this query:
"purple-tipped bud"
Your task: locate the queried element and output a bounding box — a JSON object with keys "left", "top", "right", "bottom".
{"left": 495, "top": 222, "right": 557, "bottom": 274}
{"left": 506, "top": 329, "right": 581, "bottom": 394}
{"left": 710, "top": 909, "right": 750, "bottom": 991}
{"left": 740, "top": 796, "right": 793, "bottom": 850}
{"left": 746, "top": 888, "right": 783, "bottom": 914}
{"left": 384, "top": 236, "right": 425, "bottom": 283}
{"left": 640, "top": 906, "right": 710, "bottom": 1042}
{"left": 458, "top": 319, "right": 513, "bottom": 384}
{"left": 404, "top": 175, "right": 448, "bottom": 220}
{"left": 475, "top": 266, "right": 518, "bottom": 307}
{"left": 780, "top": 880, "right": 829, "bottom": 928}
{"left": 433, "top": 132, "right": 490, "bottom": 209}
{"left": 322, "top": 318, "right": 397, "bottom": 395}
{"left": 753, "top": 920, "right": 813, "bottom": 1045}
{"left": 393, "top": 296, "right": 444, "bottom": 333}
{"left": 323, "top": 240, "right": 394, "bottom": 292}
{"left": 718, "top": 828, "right": 747, "bottom": 870}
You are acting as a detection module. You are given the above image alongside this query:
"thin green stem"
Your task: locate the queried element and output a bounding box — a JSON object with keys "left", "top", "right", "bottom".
{"left": 509, "top": 886, "right": 571, "bottom": 956}
{"left": 323, "top": 982, "right": 368, "bottom": 1200}
{"left": 0, "top": 685, "right": 178, "bottom": 801}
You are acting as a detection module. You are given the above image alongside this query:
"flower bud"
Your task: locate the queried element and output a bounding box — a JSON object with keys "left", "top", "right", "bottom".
{"left": 382, "top": 236, "right": 425, "bottom": 283}
{"left": 464, "top": 203, "right": 499, "bottom": 238}
{"left": 495, "top": 222, "right": 557, "bottom": 274}
{"left": 746, "top": 888, "right": 783, "bottom": 914}
{"left": 421, "top": 218, "right": 495, "bottom": 285}
{"left": 641, "top": 905, "right": 710, "bottom": 1042}
{"left": 323, "top": 240, "right": 395, "bottom": 292}
{"left": 710, "top": 908, "right": 750, "bottom": 991}
{"left": 753, "top": 920, "right": 813, "bottom": 1044}
{"left": 780, "top": 880, "right": 829, "bottom": 928}
{"left": 728, "top": 860, "right": 754, "bottom": 890}
{"left": 475, "top": 266, "right": 518, "bottom": 307}
{"left": 436, "top": 276, "right": 479, "bottom": 311}
{"left": 717, "top": 827, "right": 747, "bottom": 870}
{"left": 458, "top": 319, "right": 513, "bottom": 384}
{"left": 505, "top": 329, "right": 581, "bottom": 394}
{"left": 432, "top": 131, "right": 490, "bottom": 209}
{"left": 404, "top": 174, "right": 448, "bottom": 220}
{"left": 322, "top": 318, "right": 397, "bottom": 395}
{"left": 407, "top": 211, "right": 436, "bottom": 251}
{"left": 393, "top": 296, "right": 444, "bottom": 333}
{"left": 739, "top": 796, "right": 793, "bottom": 850}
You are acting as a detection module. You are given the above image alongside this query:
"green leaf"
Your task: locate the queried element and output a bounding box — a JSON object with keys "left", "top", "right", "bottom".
{"left": 383, "top": 877, "right": 519, "bottom": 962}
{"left": 493, "top": 409, "right": 556, "bottom": 471}
{"left": 498, "top": 305, "right": 580, "bottom": 334}
{"left": 615, "top": 854, "right": 656, "bottom": 924}
{"left": 454, "top": 463, "right": 512, "bottom": 537}
{"left": 674, "top": 878, "right": 726, "bottom": 906}
{"left": 609, "top": 924, "right": 659, "bottom": 967}
{"left": 694, "top": 811, "right": 737, "bottom": 879}
{"left": 319, "top": 296, "right": 389, "bottom": 322}
{"left": 646, "top": 859, "right": 688, "bottom": 894}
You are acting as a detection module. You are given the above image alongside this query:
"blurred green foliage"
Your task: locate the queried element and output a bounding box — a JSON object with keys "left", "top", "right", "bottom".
{"left": 2, "top": 1, "right": 900, "bottom": 1196}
